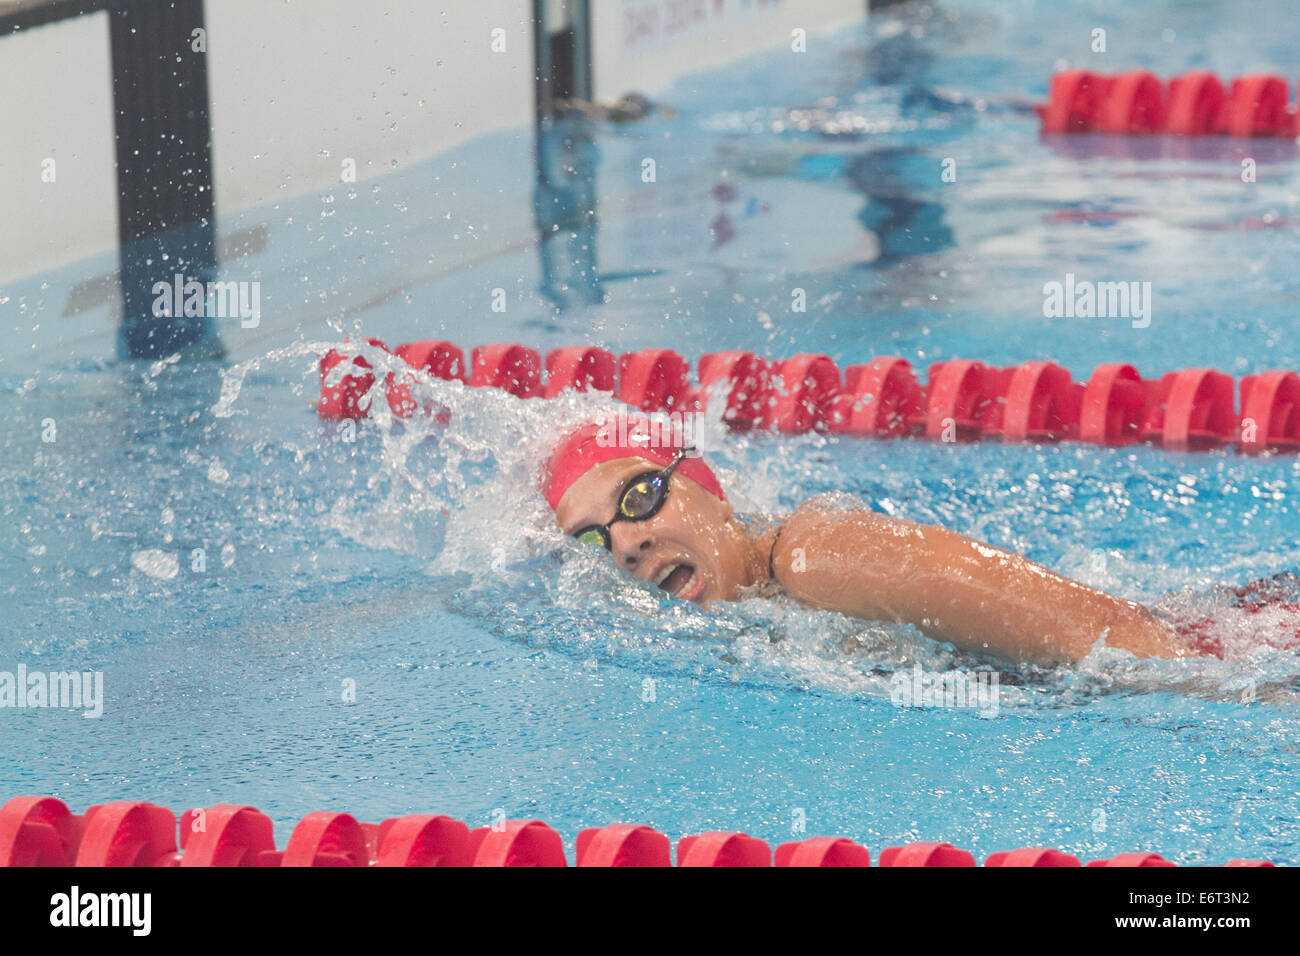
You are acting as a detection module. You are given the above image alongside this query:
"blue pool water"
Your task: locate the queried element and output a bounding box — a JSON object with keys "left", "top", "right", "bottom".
{"left": 3, "top": 0, "right": 1300, "bottom": 863}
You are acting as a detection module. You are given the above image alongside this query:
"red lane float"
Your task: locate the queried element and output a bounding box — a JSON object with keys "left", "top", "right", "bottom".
{"left": 576, "top": 824, "right": 672, "bottom": 867}
{"left": 177, "top": 805, "right": 275, "bottom": 868}
{"left": 0, "top": 797, "right": 1281, "bottom": 867}
{"left": 1087, "top": 852, "right": 1177, "bottom": 867}
{"left": 395, "top": 340, "right": 467, "bottom": 384}
{"left": 1166, "top": 71, "right": 1227, "bottom": 136}
{"left": 762, "top": 353, "right": 841, "bottom": 433}
{"left": 316, "top": 339, "right": 1300, "bottom": 456}
{"left": 1080, "top": 363, "right": 1149, "bottom": 445}
{"left": 696, "top": 350, "right": 771, "bottom": 429}
{"left": 467, "top": 819, "right": 567, "bottom": 867}
{"left": 924, "top": 360, "right": 1003, "bottom": 440}
{"left": 374, "top": 814, "right": 472, "bottom": 867}
{"left": 0, "top": 796, "right": 84, "bottom": 867}
{"left": 470, "top": 344, "right": 541, "bottom": 398}
{"left": 1225, "top": 75, "right": 1292, "bottom": 138}
{"left": 1040, "top": 70, "right": 1298, "bottom": 138}
{"left": 1240, "top": 370, "right": 1300, "bottom": 452}
{"left": 387, "top": 339, "right": 466, "bottom": 417}
{"left": 878, "top": 841, "right": 977, "bottom": 867}
{"left": 274, "top": 811, "right": 371, "bottom": 867}
{"left": 75, "top": 801, "right": 180, "bottom": 867}
{"left": 985, "top": 847, "right": 1081, "bottom": 867}
{"left": 831, "top": 357, "right": 924, "bottom": 436}
{"left": 1140, "top": 368, "right": 1236, "bottom": 449}
{"left": 544, "top": 346, "right": 615, "bottom": 397}
{"left": 1000, "top": 361, "right": 1083, "bottom": 442}
{"left": 775, "top": 836, "right": 871, "bottom": 867}
{"left": 318, "top": 337, "right": 391, "bottom": 420}
{"left": 617, "top": 348, "right": 692, "bottom": 413}
{"left": 676, "top": 831, "right": 771, "bottom": 867}
{"left": 1095, "top": 71, "right": 1165, "bottom": 134}
{"left": 1040, "top": 70, "right": 1112, "bottom": 133}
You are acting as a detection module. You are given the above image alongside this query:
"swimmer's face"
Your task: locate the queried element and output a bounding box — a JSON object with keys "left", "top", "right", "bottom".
{"left": 554, "top": 457, "right": 746, "bottom": 608}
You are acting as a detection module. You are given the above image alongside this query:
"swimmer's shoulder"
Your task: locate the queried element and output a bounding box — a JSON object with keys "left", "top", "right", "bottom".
{"left": 779, "top": 491, "right": 881, "bottom": 534}
{"left": 765, "top": 492, "right": 886, "bottom": 579}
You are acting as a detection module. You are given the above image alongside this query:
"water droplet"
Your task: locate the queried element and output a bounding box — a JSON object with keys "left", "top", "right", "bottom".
{"left": 131, "top": 549, "right": 179, "bottom": 580}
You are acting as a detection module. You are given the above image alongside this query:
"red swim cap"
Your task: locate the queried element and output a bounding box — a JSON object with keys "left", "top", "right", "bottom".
{"left": 543, "top": 414, "right": 727, "bottom": 510}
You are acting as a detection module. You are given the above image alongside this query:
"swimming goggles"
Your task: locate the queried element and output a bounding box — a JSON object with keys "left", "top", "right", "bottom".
{"left": 571, "top": 446, "right": 694, "bottom": 551}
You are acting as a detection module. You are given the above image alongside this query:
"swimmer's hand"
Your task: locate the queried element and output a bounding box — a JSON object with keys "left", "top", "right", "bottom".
{"left": 770, "top": 504, "right": 1191, "bottom": 665}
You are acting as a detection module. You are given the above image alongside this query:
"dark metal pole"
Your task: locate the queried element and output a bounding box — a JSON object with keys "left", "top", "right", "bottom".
{"left": 532, "top": 0, "right": 552, "bottom": 127}
{"left": 531, "top": 0, "right": 601, "bottom": 311}
{"left": 570, "top": 0, "right": 591, "bottom": 103}
{"left": 109, "top": 0, "right": 222, "bottom": 359}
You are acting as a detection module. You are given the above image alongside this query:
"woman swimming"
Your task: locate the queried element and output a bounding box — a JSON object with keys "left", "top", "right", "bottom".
{"left": 544, "top": 415, "right": 1212, "bottom": 666}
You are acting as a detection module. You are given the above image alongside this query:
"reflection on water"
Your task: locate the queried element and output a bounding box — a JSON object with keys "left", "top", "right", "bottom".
{"left": 534, "top": 114, "right": 604, "bottom": 310}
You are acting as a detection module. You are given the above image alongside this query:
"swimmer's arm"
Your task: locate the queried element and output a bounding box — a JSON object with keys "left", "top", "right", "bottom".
{"left": 770, "top": 506, "right": 1190, "bottom": 665}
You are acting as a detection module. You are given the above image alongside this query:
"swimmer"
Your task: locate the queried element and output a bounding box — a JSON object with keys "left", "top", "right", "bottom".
{"left": 544, "top": 415, "right": 1202, "bottom": 667}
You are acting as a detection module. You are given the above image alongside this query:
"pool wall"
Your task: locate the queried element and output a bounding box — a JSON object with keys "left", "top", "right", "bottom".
{"left": 0, "top": 0, "right": 864, "bottom": 286}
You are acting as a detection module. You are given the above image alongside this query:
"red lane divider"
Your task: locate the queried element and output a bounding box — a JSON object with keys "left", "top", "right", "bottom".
{"left": 1166, "top": 71, "right": 1227, "bottom": 136}
{"left": 1080, "top": 362, "right": 1148, "bottom": 445}
{"left": 375, "top": 814, "right": 472, "bottom": 867}
{"left": 274, "top": 811, "right": 371, "bottom": 867}
{"left": 1225, "top": 75, "right": 1293, "bottom": 138}
{"left": 315, "top": 340, "right": 1300, "bottom": 455}
{"left": 0, "top": 796, "right": 1278, "bottom": 867}
{"left": 831, "top": 357, "right": 924, "bottom": 436}
{"left": 467, "top": 819, "right": 567, "bottom": 867}
{"left": 676, "top": 831, "right": 771, "bottom": 867}
{"left": 1240, "top": 370, "right": 1300, "bottom": 451}
{"left": 616, "top": 348, "right": 692, "bottom": 413}
{"left": 544, "top": 346, "right": 615, "bottom": 398}
{"left": 318, "top": 336, "right": 390, "bottom": 420}
{"left": 75, "top": 802, "right": 181, "bottom": 867}
{"left": 924, "top": 359, "right": 1003, "bottom": 441}
{"left": 1000, "top": 361, "right": 1083, "bottom": 442}
{"left": 1087, "top": 852, "right": 1177, "bottom": 868}
{"left": 1140, "top": 368, "right": 1237, "bottom": 449}
{"left": 879, "top": 841, "right": 977, "bottom": 867}
{"left": 985, "top": 847, "right": 1081, "bottom": 867}
{"left": 775, "top": 836, "right": 871, "bottom": 867}
{"left": 762, "top": 353, "right": 841, "bottom": 433}
{"left": 576, "top": 824, "right": 671, "bottom": 867}
{"left": 0, "top": 796, "right": 84, "bottom": 867}
{"left": 697, "top": 350, "right": 771, "bottom": 430}
{"left": 177, "top": 805, "right": 275, "bottom": 868}
{"left": 388, "top": 340, "right": 466, "bottom": 418}
{"left": 469, "top": 344, "right": 541, "bottom": 398}
{"left": 1039, "top": 70, "right": 1300, "bottom": 137}
{"left": 395, "top": 340, "right": 467, "bottom": 385}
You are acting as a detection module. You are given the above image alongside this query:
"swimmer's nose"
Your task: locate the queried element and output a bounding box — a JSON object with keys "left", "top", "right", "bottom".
{"left": 610, "top": 522, "right": 654, "bottom": 570}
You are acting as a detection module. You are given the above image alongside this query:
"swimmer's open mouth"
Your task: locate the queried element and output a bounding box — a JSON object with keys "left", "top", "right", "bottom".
{"left": 654, "top": 562, "right": 697, "bottom": 597}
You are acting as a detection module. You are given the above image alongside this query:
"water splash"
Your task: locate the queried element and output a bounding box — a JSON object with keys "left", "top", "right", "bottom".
{"left": 209, "top": 341, "right": 1300, "bottom": 714}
